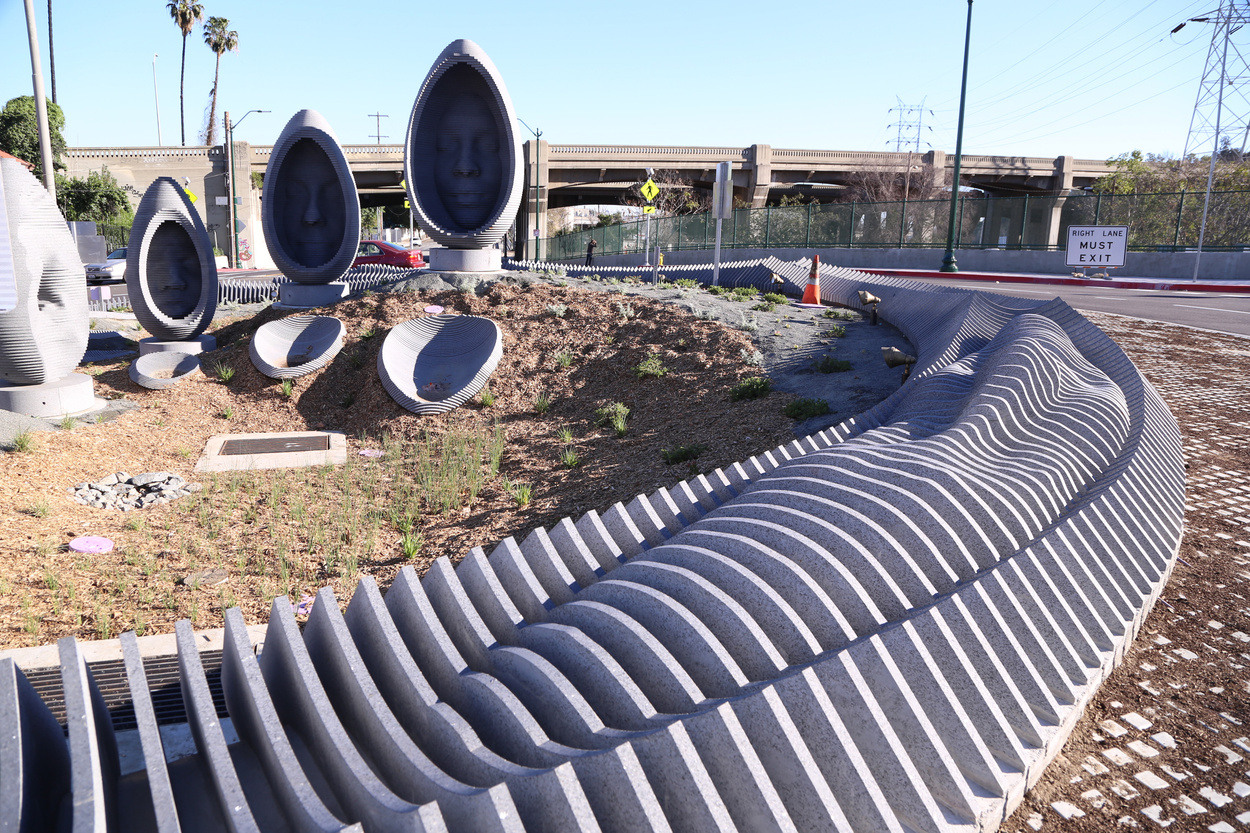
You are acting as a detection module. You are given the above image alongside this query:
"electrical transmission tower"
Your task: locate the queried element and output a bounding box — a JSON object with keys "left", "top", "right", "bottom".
{"left": 1181, "top": 0, "right": 1250, "bottom": 158}
{"left": 886, "top": 97, "right": 934, "bottom": 153}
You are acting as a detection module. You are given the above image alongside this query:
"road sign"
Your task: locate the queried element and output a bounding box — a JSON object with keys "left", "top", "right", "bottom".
{"left": 712, "top": 161, "right": 733, "bottom": 220}
{"left": 1065, "top": 225, "right": 1127, "bottom": 267}
{"left": 183, "top": 188, "right": 198, "bottom": 204}
{"left": 640, "top": 179, "right": 659, "bottom": 203}
{"left": 643, "top": 206, "right": 656, "bottom": 214}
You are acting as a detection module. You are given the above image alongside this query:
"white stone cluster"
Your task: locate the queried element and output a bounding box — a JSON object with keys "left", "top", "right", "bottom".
{"left": 67, "top": 471, "right": 201, "bottom": 511}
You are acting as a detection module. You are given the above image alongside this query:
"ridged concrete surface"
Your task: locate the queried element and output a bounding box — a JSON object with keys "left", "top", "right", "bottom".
{"left": 249, "top": 314, "right": 345, "bottom": 379}
{"left": 0, "top": 265, "right": 1184, "bottom": 832}
{"left": 378, "top": 314, "right": 504, "bottom": 415}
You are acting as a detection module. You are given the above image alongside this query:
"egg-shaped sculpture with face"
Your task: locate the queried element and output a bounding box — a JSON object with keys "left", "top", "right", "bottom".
{"left": 405, "top": 40, "right": 523, "bottom": 249}
{"left": 263, "top": 110, "right": 361, "bottom": 284}
{"left": 125, "top": 177, "right": 218, "bottom": 341}
{"left": 0, "top": 158, "right": 88, "bottom": 384}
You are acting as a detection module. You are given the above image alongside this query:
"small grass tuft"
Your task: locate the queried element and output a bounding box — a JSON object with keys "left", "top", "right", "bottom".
{"left": 212, "top": 362, "right": 236, "bottom": 384}
{"left": 661, "top": 443, "right": 707, "bottom": 465}
{"left": 741, "top": 348, "right": 764, "bottom": 367}
{"left": 560, "top": 447, "right": 582, "bottom": 468}
{"left": 280, "top": 379, "right": 294, "bottom": 398}
{"left": 400, "top": 531, "right": 423, "bottom": 559}
{"left": 479, "top": 387, "right": 495, "bottom": 407}
{"left": 634, "top": 353, "right": 667, "bottom": 378}
{"left": 730, "top": 376, "right": 771, "bottom": 401}
{"left": 555, "top": 350, "right": 574, "bottom": 369}
{"left": 594, "top": 402, "right": 630, "bottom": 437}
{"left": 534, "top": 392, "right": 551, "bottom": 414}
{"left": 505, "top": 479, "right": 532, "bottom": 507}
{"left": 813, "top": 356, "right": 852, "bottom": 373}
{"left": 783, "top": 397, "right": 832, "bottom": 420}
{"left": 546, "top": 303, "right": 568, "bottom": 318}
{"left": 220, "top": 405, "right": 234, "bottom": 420}
{"left": 762, "top": 292, "right": 788, "bottom": 305}
{"left": 10, "top": 430, "right": 35, "bottom": 453}
{"left": 556, "top": 426, "right": 574, "bottom": 444}
{"left": 59, "top": 414, "right": 75, "bottom": 431}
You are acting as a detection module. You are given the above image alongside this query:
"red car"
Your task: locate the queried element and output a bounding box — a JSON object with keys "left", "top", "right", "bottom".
{"left": 353, "top": 240, "right": 426, "bottom": 268}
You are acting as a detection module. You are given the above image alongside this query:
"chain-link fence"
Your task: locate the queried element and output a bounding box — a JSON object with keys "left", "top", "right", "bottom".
{"left": 544, "top": 190, "right": 1250, "bottom": 260}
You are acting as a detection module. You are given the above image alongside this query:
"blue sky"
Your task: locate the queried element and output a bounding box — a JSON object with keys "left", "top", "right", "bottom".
{"left": 0, "top": 0, "right": 1230, "bottom": 161}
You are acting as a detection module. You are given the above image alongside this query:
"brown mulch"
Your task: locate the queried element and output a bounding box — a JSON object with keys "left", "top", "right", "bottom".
{"left": 0, "top": 283, "right": 801, "bottom": 647}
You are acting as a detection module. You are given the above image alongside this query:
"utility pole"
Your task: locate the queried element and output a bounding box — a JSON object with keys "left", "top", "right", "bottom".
{"left": 368, "top": 113, "right": 389, "bottom": 240}
{"left": 1181, "top": 1, "right": 1250, "bottom": 158}
{"left": 47, "top": 0, "right": 55, "bottom": 104}
{"left": 22, "top": 0, "right": 55, "bottom": 194}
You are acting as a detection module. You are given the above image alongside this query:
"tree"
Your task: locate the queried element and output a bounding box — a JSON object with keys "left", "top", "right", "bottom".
{"left": 0, "top": 96, "right": 66, "bottom": 179}
{"left": 167, "top": 0, "right": 205, "bottom": 146}
{"left": 200, "top": 16, "right": 238, "bottom": 147}
{"left": 55, "top": 166, "right": 134, "bottom": 224}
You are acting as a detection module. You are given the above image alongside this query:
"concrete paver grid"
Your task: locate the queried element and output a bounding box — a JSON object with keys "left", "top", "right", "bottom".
{"left": 1011, "top": 311, "right": 1250, "bottom": 832}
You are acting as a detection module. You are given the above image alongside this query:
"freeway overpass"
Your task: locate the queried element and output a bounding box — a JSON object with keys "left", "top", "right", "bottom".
{"left": 65, "top": 143, "right": 1110, "bottom": 263}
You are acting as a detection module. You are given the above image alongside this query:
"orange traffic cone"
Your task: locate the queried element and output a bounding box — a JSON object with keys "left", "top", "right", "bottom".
{"left": 800, "top": 255, "right": 821, "bottom": 305}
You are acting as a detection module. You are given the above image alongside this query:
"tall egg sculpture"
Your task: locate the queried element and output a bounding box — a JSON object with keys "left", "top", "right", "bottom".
{"left": 0, "top": 158, "right": 87, "bottom": 385}
{"left": 263, "top": 110, "right": 360, "bottom": 284}
{"left": 125, "top": 177, "right": 218, "bottom": 345}
{"left": 405, "top": 39, "right": 523, "bottom": 271}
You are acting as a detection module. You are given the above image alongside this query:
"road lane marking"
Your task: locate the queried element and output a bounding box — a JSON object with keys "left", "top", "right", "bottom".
{"left": 1172, "top": 304, "right": 1250, "bottom": 315}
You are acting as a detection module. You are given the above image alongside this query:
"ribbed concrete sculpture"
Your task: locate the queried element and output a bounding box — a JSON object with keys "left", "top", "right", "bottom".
{"left": 128, "top": 351, "right": 201, "bottom": 389}
{"left": 125, "top": 177, "right": 219, "bottom": 354}
{"left": 2, "top": 267, "right": 1184, "bottom": 832}
{"left": 249, "top": 314, "right": 345, "bottom": 379}
{"left": 264, "top": 109, "right": 361, "bottom": 306}
{"left": 0, "top": 158, "right": 93, "bottom": 416}
{"left": 405, "top": 40, "right": 523, "bottom": 272}
{"left": 378, "top": 314, "right": 503, "bottom": 414}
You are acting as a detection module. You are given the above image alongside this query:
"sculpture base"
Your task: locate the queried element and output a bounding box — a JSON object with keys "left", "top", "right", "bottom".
{"left": 429, "top": 248, "right": 502, "bottom": 273}
{"left": 277, "top": 282, "right": 350, "bottom": 309}
{"left": 138, "top": 335, "right": 217, "bottom": 356}
{"left": 0, "top": 374, "right": 98, "bottom": 418}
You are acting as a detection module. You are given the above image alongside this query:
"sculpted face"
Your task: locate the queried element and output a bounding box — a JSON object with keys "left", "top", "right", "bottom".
{"left": 278, "top": 139, "right": 347, "bottom": 268}
{"left": 434, "top": 95, "right": 502, "bottom": 230}
{"left": 146, "top": 221, "right": 202, "bottom": 319}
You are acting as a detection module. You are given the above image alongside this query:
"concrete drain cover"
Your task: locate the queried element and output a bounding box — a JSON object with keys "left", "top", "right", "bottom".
{"left": 195, "top": 431, "right": 346, "bottom": 473}
{"left": 219, "top": 435, "right": 330, "bottom": 456}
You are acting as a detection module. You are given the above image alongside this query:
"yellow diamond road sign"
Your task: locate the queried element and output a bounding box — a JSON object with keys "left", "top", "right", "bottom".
{"left": 643, "top": 206, "right": 656, "bottom": 214}
{"left": 640, "top": 178, "right": 659, "bottom": 203}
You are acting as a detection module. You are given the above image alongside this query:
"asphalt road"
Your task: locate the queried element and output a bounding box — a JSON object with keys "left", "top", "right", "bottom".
{"left": 909, "top": 277, "right": 1250, "bottom": 337}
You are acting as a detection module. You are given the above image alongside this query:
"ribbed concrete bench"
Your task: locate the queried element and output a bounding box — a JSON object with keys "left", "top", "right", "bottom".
{"left": 378, "top": 314, "right": 504, "bottom": 415}
{"left": 1, "top": 265, "right": 1183, "bottom": 832}
{"left": 249, "top": 315, "right": 345, "bottom": 379}
{"left": 128, "top": 351, "right": 201, "bottom": 389}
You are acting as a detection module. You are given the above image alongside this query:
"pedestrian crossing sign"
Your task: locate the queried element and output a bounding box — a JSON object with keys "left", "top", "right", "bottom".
{"left": 640, "top": 179, "right": 659, "bottom": 202}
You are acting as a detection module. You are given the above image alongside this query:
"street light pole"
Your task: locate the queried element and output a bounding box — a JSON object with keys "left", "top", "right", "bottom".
{"left": 941, "top": 0, "right": 974, "bottom": 273}
{"left": 226, "top": 109, "right": 269, "bottom": 269}
{"left": 153, "top": 54, "right": 162, "bottom": 146}
{"left": 519, "top": 118, "right": 543, "bottom": 261}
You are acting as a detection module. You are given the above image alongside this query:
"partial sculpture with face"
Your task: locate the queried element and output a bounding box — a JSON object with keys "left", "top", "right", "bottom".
{"left": 125, "top": 177, "right": 217, "bottom": 341}
{"left": 405, "top": 40, "right": 523, "bottom": 254}
{"left": 263, "top": 110, "right": 360, "bottom": 284}
{"left": 0, "top": 158, "right": 87, "bottom": 384}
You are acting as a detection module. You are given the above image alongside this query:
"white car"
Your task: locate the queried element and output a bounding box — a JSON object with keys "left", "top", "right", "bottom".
{"left": 85, "top": 247, "right": 128, "bottom": 285}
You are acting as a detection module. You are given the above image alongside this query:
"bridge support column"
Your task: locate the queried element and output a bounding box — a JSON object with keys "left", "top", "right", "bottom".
{"left": 1044, "top": 155, "right": 1075, "bottom": 249}
{"left": 748, "top": 144, "right": 772, "bottom": 208}
{"left": 523, "top": 138, "right": 549, "bottom": 260}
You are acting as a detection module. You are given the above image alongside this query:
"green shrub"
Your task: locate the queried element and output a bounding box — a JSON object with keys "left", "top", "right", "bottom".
{"left": 555, "top": 350, "right": 574, "bottom": 368}
{"left": 634, "top": 354, "right": 667, "bottom": 378}
{"left": 729, "top": 376, "right": 771, "bottom": 401}
{"left": 783, "top": 398, "right": 831, "bottom": 420}
{"left": 546, "top": 303, "right": 568, "bottom": 318}
{"left": 675, "top": 278, "right": 698, "bottom": 288}
{"left": 707, "top": 285, "right": 727, "bottom": 296}
{"left": 661, "top": 443, "right": 707, "bottom": 465}
{"left": 534, "top": 392, "right": 551, "bottom": 414}
{"left": 813, "top": 356, "right": 852, "bottom": 373}
{"left": 479, "top": 387, "right": 495, "bottom": 407}
{"left": 560, "top": 448, "right": 582, "bottom": 468}
{"left": 11, "top": 430, "right": 35, "bottom": 452}
{"left": 751, "top": 302, "right": 776, "bottom": 312}
{"left": 826, "top": 324, "right": 847, "bottom": 338}
{"left": 594, "top": 402, "right": 630, "bottom": 437}
{"left": 824, "top": 307, "right": 859, "bottom": 320}
{"left": 741, "top": 348, "right": 764, "bottom": 366}
{"left": 730, "top": 287, "right": 757, "bottom": 302}
{"left": 762, "top": 292, "right": 787, "bottom": 305}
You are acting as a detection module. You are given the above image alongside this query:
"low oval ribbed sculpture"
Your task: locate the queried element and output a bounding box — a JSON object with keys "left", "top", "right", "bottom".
{"left": 263, "top": 110, "right": 360, "bottom": 285}
{"left": 125, "top": 177, "right": 217, "bottom": 342}
{"left": 128, "top": 351, "right": 201, "bottom": 390}
{"left": 378, "top": 314, "right": 502, "bottom": 414}
{"left": 405, "top": 39, "right": 523, "bottom": 271}
{"left": 1, "top": 265, "right": 1185, "bottom": 832}
{"left": 0, "top": 158, "right": 88, "bottom": 384}
{"left": 249, "top": 315, "right": 345, "bottom": 379}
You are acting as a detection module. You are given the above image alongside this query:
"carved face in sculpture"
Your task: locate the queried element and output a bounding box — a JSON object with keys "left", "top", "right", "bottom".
{"left": 434, "top": 95, "right": 502, "bottom": 230}
{"left": 277, "top": 139, "right": 347, "bottom": 269}
{"left": 146, "top": 221, "right": 203, "bottom": 319}
{"left": 0, "top": 159, "right": 87, "bottom": 384}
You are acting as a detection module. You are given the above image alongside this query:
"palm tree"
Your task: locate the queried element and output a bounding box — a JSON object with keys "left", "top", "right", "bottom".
{"left": 167, "top": 0, "right": 204, "bottom": 146}
{"left": 202, "top": 17, "right": 238, "bottom": 147}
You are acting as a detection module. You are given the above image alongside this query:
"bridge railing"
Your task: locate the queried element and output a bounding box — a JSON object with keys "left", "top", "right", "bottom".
{"left": 541, "top": 189, "right": 1250, "bottom": 260}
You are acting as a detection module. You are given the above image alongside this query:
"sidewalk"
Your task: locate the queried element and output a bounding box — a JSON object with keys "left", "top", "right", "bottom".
{"left": 858, "top": 267, "right": 1250, "bottom": 294}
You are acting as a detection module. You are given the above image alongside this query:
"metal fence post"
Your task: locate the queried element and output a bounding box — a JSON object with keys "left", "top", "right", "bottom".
{"left": 1021, "top": 194, "right": 1029, "bottom": 248}
{"left": 1094, "top": 193, "right": 1102, "bottom": 225}
{"left": 956, "top": 195, "right": 965, "bottom": 248}
{"left": 764, "top": 208, "right": 771, "bottom": 248}
{"left": 1174, "top": 188, "right": 1186, "bottom": 250}
{"left": 849, "top": 202, "right": 856, "bottom": 248}
{"left": 806, "top": 202, "right": 813, "bottom": 247}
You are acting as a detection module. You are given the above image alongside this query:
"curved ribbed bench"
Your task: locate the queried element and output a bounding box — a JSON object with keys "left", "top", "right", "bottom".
{"left": 248, "top": 315, "right": 345, "bottom": 379}
{"left": 378, "top": 314, "right": 503, "bottom": 414}
{"left": 2, "top": 265, "right": 1184, "bottom": 832}
{"left": 127, "top": 351, "right": 201, "bottom": 389}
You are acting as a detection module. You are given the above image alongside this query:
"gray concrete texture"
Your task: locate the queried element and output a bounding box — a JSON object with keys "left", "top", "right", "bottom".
{"left": 377, "top": 314, "right": 504, "bottom": 415}
{"left": 263, "top": 109, "right": 361, "bottom": 284}
{"left": 128, "top": 351, "right": 201, "bottom": 390}
{"left": 249, "top": 315, "right": 345, "bottom": 379}
{"left": 0, "top": 264, "right": 1184, "bottom": 831}
{"left": 124, "top": 177, "right": 218, "bottom": 341}
{"left": 405, "top": 40, "right": 523, "bottom": 251}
